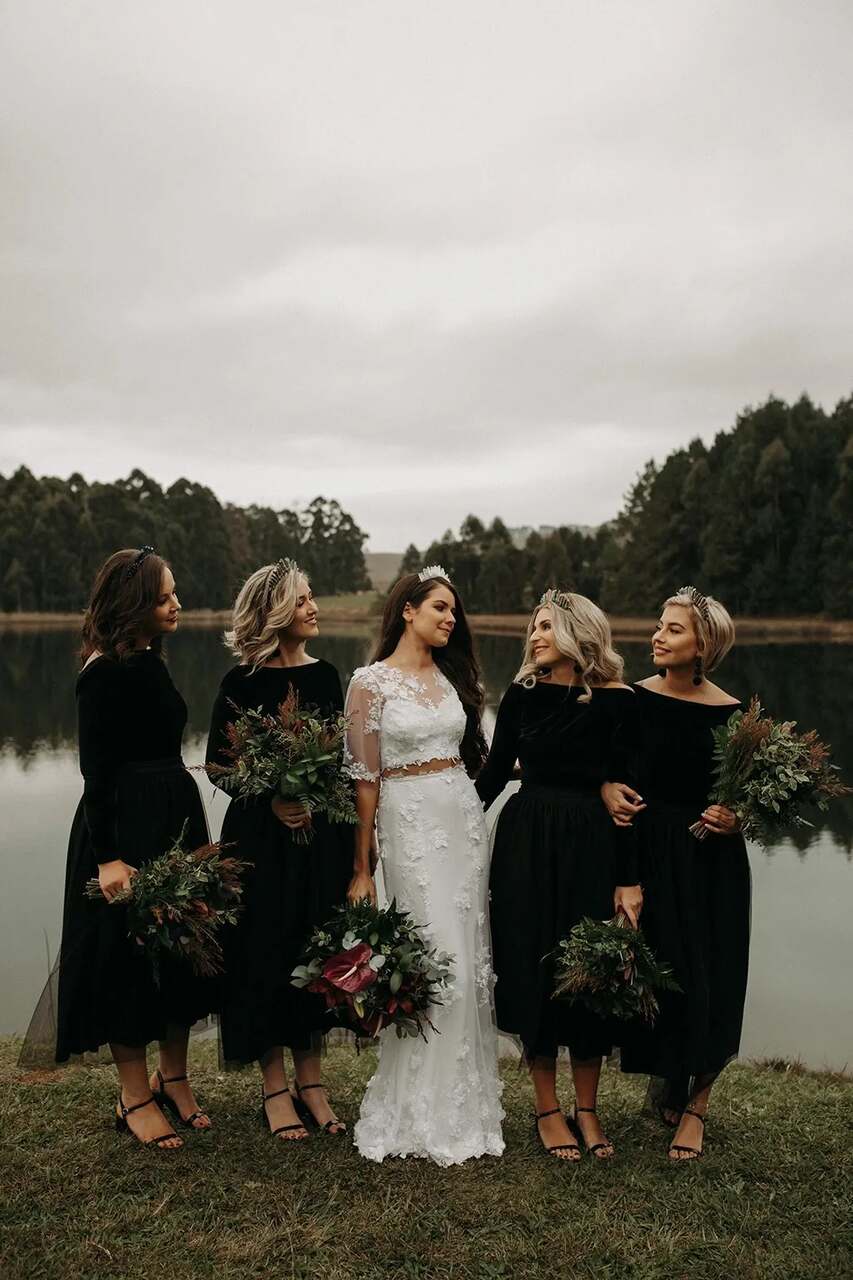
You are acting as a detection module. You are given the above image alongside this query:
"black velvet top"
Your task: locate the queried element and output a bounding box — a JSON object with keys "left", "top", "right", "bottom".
{"left": 614, "top": 684, "right": 742, "bottom": 810}
{"left": 206, "top": 658, "right": 344, "bottom": 790}
{"left": 475, "top": 681, "right": 638, "bottom": 809}
{"left": 77, "top": 651, "right": 189, "bottom": 861}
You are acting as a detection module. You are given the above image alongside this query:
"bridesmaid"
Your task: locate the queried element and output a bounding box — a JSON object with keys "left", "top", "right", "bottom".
{"left": 53, "top": 547, "right": 215, "bottom": 1150}
{"left": 476, "top": 590, "right": 641, "bottom": 1161}
{"left": 602, "top": 585, "right": 746, "bottom": 1160}
{"left": 205, "top": 559, "right": 352, "bottom": 1142}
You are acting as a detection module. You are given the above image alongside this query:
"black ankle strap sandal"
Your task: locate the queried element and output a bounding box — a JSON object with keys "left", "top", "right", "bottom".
{"left": 261, "top": 1086, "right": 309, "bottom": 1139}
{"left": 568, "top": 1106, "right": 615, "bottom": 1159}
{"left": 152, "top": 1069, "right": 209, "bottom": 1129}
{"left": 294, "top": 1082, "right": 348, "bottom": 1135}
{"left": 534, "top": 1107, "right": 581, "bottom": 1159}
{"left": 115, "top": 1094, "right": 179, "bottom": 1149}
{"left": 669, "top": 1107, "right": 706, "bottom": 1160}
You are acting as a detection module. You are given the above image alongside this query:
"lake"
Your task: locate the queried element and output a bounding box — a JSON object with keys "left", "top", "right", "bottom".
{"left": 1, "top": 626, "right": 851, "bottom": 1071}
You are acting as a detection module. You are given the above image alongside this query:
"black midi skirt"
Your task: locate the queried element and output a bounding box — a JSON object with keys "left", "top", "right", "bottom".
{"left": 619, "top": 803, "right": 751, "bottom": 1083}
{"left": 54, "top": 758, "right": 218, "bottom": 1062}
{"left": 217, "top": 800, "right": 353, "bottom": 1065}
{"left": 489, "top": 784, "right": 618, "bottom": 1060}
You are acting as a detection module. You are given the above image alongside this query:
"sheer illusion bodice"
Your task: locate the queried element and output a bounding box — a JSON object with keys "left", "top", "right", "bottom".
{"left": 343, "top": 662, "right": 465, "bottom": 779}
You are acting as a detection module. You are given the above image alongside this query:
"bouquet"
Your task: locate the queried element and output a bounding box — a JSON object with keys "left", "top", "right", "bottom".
{"left": 85, "top": 825, "right": 251, "bottom": 982}
{"left": 689, "top": 696, "right": 850, "bottom": 846}
{"left": 205, "top": 688, "right": 358, "bottom": 844}
{"left": 292, "top": 899, "right": 455, "bottom": 1041}
{"left": 552, "top": 913, "right": 680, "bottom": 1024}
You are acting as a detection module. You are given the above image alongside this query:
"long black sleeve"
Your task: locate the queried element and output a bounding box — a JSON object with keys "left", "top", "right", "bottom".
{"left": 205, "top": 683, "right": 241, "bottom": 793}
{"left": 604, "top": 692, "right": 641, "bottom": 886}
{"left": 77, "top": 663, "right": 121, "bottom": 863}
{"left": 475, "top": 683, "right": 523, "bottom": 810}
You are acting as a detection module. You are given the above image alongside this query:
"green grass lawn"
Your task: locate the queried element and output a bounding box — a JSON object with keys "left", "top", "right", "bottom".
{"left": 2, "top": 1039, "right": 850, "bottom": 1280}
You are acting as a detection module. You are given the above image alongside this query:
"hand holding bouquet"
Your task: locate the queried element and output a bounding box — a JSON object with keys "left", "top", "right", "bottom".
{"left": 292, "top": 899, "right": 455, "bottom": 1041}
{"left": 85, "top": 825, "right": 251, "bottom": 982}
{"left": 205, "top": 688, "right": 358, "bottom": 844}
{"left": 553, "top": 913, "right": 680, "bottom": 1024}
{"left": 689, "top": 696, "right": 850, "bottom": 846}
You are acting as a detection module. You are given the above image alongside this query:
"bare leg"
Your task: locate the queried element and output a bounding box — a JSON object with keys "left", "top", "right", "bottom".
{"left": 529, "top": 1054, "right": 580, "bottom": 1161}
{"left": 152, "top": 1025, "right": 211, "bottom": 1129}
{"left": 292, "top": 1048, "right": 346, "bottom": 1133}
{"left": 111, "top": 1043, "right": 181, "bottom": 1148}
{"left": 259, "top": 1047, "right": 308, "bottom": 1141}
{"left": 570, "top": 1055, "right": 614, "bottom": 1158}
{"left": 669, "top": 1078, "right": 712, "bottom": 1160}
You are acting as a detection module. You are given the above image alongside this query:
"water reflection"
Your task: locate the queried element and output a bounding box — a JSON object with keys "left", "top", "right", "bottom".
{"left": 1, "top": 627, "right": 850, "bottom": 852}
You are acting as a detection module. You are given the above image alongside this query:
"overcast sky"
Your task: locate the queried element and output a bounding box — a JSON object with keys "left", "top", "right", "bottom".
{"left": 2, "top": 1, "right": 851, "bottom": 550}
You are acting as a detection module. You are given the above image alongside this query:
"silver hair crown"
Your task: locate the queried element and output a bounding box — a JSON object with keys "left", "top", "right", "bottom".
{"left": 267, "top": 557, "right": 298, "bottom": 596}
{"left": 539, "top": 587, "right": 574, "bottom": 612}
{"left": 418, "top": 564, "right": 450, "bottom": 582}
{"left": 676, "top": 584, "right": 711, "bottom": 622}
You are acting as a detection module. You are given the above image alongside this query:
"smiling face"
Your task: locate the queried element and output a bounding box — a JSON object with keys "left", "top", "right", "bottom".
{"left": 281, "top": 575, "right": 319, "bottom": 641}
{"left": 529, "top": 605, "right": 570, "bottom": 672}
{"left": 404, "top": 584, "right": 456, "bottom": 648}
{"left": 145, "top": 566, "right": 181, "bottom": 638}
{"left": 652, "top": 604, "right": 701, "bottom": 670}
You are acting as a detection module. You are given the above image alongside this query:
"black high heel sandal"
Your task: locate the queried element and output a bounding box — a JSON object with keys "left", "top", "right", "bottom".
{"left": 261, "top": 1086, "right": 310, "bottom": 1141}
{"left": 533, "top": 1107, "right": 581, "bottom": 1160}
{"left": 293, "top": 1082, "right": 347, "bottom": 1135}
{"left": 567, "top": 1106, "right": 615, "bottom": 1159}
{"left": 151, "top": 1069, "right": 210, "bottom": 1130}
{"left": 669, "top": 1107, "right": 705, "bottom": 1160}
{"left": 115, "top": 1094, "right": 180, "bottom": 1150}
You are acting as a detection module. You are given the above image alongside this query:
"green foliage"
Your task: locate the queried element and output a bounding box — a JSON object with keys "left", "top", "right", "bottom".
{"left": 553, "top": 914, "right": 680, "bottom": 1024}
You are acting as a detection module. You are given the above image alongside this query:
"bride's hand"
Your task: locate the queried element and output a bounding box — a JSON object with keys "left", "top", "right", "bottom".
{"left": 347, "top": 871, "right": 376, "bottom": 906}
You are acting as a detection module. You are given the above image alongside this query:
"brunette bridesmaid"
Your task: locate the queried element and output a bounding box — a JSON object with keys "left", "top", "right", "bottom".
{"left": 476, "top": 590, "right": 642, "bottom": 1160}
{"left": 205, "top": 560, "right": 352, "bottom": 1142}
{"left": 48, "top": 548, "right": 215, "bottom": 1149}
{"left": 602, "top": 586, "right": 747, "bottom": 1160}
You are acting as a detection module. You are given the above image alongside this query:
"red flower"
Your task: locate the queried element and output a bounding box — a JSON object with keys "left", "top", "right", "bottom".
{"left": 322, "top": 943, "right": 378, "bottom": 994}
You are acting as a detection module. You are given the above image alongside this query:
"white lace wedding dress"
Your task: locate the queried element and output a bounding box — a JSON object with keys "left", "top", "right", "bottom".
{"left": 344, "top": 661, "right": 504, "bottom": 1165}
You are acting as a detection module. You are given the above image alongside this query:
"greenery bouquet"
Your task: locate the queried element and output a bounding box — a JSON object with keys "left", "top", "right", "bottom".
{"left": 689, "top": 696, "right": 850, "bottom": 847}
{"left": 292, "top": 899, "right": 455, "bottom": 1041}
{"left": 85, "top": 826, "right": 251, "bottom": 982}
{"left": 553, "top": 913, "right": 680, "bottom": 1024}
{"left": 205, "top": 688, "right": 358, "bottom": 845}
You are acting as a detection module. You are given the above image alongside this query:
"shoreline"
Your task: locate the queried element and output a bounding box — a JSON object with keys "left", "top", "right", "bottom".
{"left": 3, "top": 609, "right": 853, "bottom": 642}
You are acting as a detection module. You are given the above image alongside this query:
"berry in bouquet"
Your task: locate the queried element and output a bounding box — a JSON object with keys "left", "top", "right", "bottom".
{"left": 85, "top": 823, "right": 251, "bottom": 983}
{"left": 553, "top": 913, "right": 680, "bottom": 1025}
{"left": 689, "top": 696, "right": 850, "bottom": 846}
{"left": 292, "top": 898, "right": 455, "bottom": 1041}
{"left": 204, "top": 687, "right": 358, "bottom": 845}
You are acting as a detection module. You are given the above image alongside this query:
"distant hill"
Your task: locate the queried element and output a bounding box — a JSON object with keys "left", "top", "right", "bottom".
{"left": 366, "top": 552, "right": 402, "bottom": 592}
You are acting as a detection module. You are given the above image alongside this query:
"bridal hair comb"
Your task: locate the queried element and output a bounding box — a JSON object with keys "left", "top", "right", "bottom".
{"left": 539, "top": 587, "right": 575, "bottom": 612}
{"left": 418, "top": 564, "right": 450, "bottom": 583}
{"left": 124, "top": 546, "right": 155, "bottom": 581}
{"left": 676, "top": 584, "right": 711, "bottom": 623}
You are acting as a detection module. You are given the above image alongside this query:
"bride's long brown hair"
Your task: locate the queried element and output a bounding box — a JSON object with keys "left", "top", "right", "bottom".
{"left": 371, "top": 572, "right": 487, "bottom": 777}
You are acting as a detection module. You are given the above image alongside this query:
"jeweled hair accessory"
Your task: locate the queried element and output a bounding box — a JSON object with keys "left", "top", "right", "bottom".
{"left": 676, "top": 584, "right": 711, "bottom": 623}
{"left": 418, "top": 564, "right": 450, "bottom": 583}
{"left": 539, "top": 587, "right": 575, "bottom": 612}
{"left": 266, "top": 557, "right": 298, "bottom": 600}
{"left": 124, "top": 546, "right": 155, "bottom": 581}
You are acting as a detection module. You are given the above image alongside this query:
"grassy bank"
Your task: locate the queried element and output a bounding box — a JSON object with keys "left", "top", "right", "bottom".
{"left": 2, "top": 1039, "right": 850, "bottom": 1280}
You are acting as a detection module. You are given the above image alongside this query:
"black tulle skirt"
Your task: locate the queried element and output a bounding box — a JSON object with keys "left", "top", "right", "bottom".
{"left": 489, "top": 784, "right": 618, "bottom": 1060}
{"left": 619, "top": 802, "right": 751, "bottom": 1090}
{"left": 49, "top": 759, "right": 218, "bottom": 1063}
{"left": 217, "top": 799, "right": 353, "bottom": 1065}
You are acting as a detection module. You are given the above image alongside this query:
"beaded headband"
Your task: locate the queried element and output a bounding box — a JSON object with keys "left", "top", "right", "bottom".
{"left": 124, "top": 546, "right": 155, "bottom": 581}
{"left": 418, "top": 564, "right": 450, "bottom": 583}
{"left": 675, "top": 584, "right": 711, "bottom": 623}
{"left": 266, "top": 557, "right": 299, "bottom": 601}
{"left": 539, "top": 587, "right": 575, "bottom": 613}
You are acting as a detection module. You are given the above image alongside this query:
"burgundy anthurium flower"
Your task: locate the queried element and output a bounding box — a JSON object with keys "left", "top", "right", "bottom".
{"left": 322, "top": 942, "right": 378, "bottom": 993}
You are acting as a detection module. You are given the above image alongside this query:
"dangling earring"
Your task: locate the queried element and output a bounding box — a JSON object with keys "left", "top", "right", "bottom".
{"left": 574, "top": 663, "right": 582, "bottom": 674}
{"left": 659, "top": 667, "right": 667, "bottom": 677}
{"left": 692, "top": 656, "right": 703, "bottom": 686}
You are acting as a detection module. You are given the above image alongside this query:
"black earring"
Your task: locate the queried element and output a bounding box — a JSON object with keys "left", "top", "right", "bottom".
{"left": 692, "top": 656, "right": 703, "bottom": 686}
{"left": 574, "top": 663, "right": 582, "bottom": 674}
{"left": 659, "top": 667, "right": 667, "bottom": 677}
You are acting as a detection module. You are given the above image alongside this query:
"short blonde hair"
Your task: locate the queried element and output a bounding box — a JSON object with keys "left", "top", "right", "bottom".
{"left": 662, "top": 586, "right": 735, "bottom": 673}
{"left": 225, "top": 559, "right": 306, "bottom": 671}
{"left": 515, "top": 589, "right": 624, "bottom": 702}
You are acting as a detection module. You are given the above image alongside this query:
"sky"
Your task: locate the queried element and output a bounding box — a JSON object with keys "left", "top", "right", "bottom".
{"left": 2, "top": 0, "right": 852, "bottom": 550}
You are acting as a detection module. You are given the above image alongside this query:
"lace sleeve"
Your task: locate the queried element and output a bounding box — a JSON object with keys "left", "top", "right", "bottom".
{"left": 343, "top": 669, "right": 383, "bottom": 782}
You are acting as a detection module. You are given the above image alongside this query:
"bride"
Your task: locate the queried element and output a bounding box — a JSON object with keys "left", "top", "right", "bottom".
{"left": 344, "top": 567, "right": 505, "bottom": 1165}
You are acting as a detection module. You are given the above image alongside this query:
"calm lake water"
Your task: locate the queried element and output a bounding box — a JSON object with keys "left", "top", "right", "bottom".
{"left": 1, "top": 627, "right": 851, "bottom": 1071}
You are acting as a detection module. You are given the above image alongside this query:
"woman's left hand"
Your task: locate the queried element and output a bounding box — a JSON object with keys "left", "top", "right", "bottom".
{"left": 614, "top": 883, "right": 643, "bottom": 927}
{"left": 701, "top": 804, "right": 739, "bottom": 835}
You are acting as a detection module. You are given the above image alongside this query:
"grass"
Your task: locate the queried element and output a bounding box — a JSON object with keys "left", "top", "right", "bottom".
{"left": 2, "top": 1040, "right": 851, "bottom": 1280}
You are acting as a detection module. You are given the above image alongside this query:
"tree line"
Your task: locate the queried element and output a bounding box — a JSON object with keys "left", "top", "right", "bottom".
{"left": 399, "top": 393, "right": 853, "bottom": 617}
{"left": 0, "top": 469, "right": 370, "bottom": 612}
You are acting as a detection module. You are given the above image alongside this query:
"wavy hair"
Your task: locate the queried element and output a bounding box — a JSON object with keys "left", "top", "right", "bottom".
{"left": 225, "top": 559, "right": 307, "bottom": 672}
{"left": 661, "top": 588, "right": 735, "bottom": 672}
{"left": 371, "top": 572, "right": 487, "bottom": 777}
{"left": 80, "top": 548, "right": 170, "bottom": 662}
{"left": 515, "top": 590, "right": 623, "bottom": 703}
